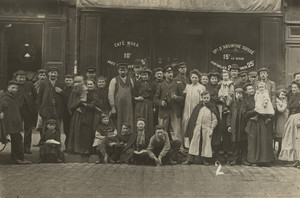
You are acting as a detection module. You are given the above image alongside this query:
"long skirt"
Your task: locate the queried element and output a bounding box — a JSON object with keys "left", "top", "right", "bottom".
{"left": 279, "top": 113, "right": 300, "bottom": 161}
{"left": 67, "top": 108, "right": 95, "bottom": 154}
{"left": 245, "top": 115, "right": 274, "bottom": 163}
{"left": 135, "top": 100, "right": 154, "bottom": 145}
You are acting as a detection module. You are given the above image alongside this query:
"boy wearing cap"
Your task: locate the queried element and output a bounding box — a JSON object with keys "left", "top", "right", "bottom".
{"left": 15, "top": 70, "right": 37, "bottom": 154}
{"left": 85, "top": 67, "right": 97, "bottom": 80}
{"left": 174, "top": 62, "right": 190, "bottom": 88}
{"left": 62, "top": 74, "right": 74, "bottom": 148}
{"left": 236, "top": 70, "right": 250, "bottom": 89}
{"left": 153, "top": 65, "right": 184, "bottom": 142}
{"left": 227, "top": 88, "right": 247, "bottom": 165}
{"left": 0, "top": 81, "right": 31, "bottom": 164}
{"left": 108, "top": 63, "right": 134, "bottom": 133}
{"left": 37, "top": 66, "right": 65, "bottom": 139}
{"left": 147, "top": 125, "right": 181, "bottom": 166}
{"left": 229, "top": 64, "right": 242, "bottom": 86}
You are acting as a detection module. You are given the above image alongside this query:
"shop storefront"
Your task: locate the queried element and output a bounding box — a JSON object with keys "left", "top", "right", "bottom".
{"left": 77, "top": 0, "right": 284, "bottom": 83}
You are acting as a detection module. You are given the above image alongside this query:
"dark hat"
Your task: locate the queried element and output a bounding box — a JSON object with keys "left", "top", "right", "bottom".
{"left": 37, "top": 69, "right": 47, "bottom": 74}
{"left": 229, "top": 64, "right": 240, "bottom": 71}
{"left": 257, "top": 67, "right": 270, "bottom": 74}
{"left": 235, "top": 88, "right": 244, "bottom": 93}
{"left": 248, "top": 71, "right": 257, "bottom": 77}
{"left": 133, "top": 59, "right": 144, "bottom": 66}
{"left": 238, "top": 70, "right": 248, "bottom": 77}
{"left": 140, "top": 68, "right": 152, "bottom": 75}
{"left": 155, "top": 125, "right": 164, "bottom": 131}
{"left": 8, "top": 80, "right": 19, "bottom": 86}
{"left": 163, "top": 65, "right": 173, "bottom": 72}
{"left": 117, "top": 63, "right": 129, "bottom": 69}
{"left": 65, "top": 74, "right": 74, "bottom": 79}
{"left": 15, "top": 70, "right": 27, "bottom": 76}
{"left": 47, "top": 66, "right": 58, "bottom": 73}
{"left": 153, "top": 67, "right": 163, "bottom": 74}
{"left": 293, "top": 72, "right": 300, "bottom": 79}
{"left": 208, "top": 72, "right": 221, "bottom": 79}
{"left": 177, "top": 62, "right": 187, "bottom": 68}
{"left": 243, "top": 83, "right": 254, "bottom": 91}
{"left": 86, "top": 67, "right": 96, "bottom": 73}
{"left": 122, "top": 122, "right": 131, "bottom": 128}
{"left": 46, "top": 119, "right": 56, "bottom": 125}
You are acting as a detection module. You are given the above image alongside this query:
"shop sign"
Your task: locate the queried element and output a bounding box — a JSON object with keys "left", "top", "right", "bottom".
{"left": 77, "top": 0, "right": 281, "bottom": 13}
{"left": 107, "top": 40, "right": 141, "bottom": 67}
{"left": 210, "top": 43, "right": 255, "bottom": 70}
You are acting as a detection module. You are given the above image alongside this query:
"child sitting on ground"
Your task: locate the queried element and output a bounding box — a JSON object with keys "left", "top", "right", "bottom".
{"left": 251, "top": 81, "right": 275, "bottom": 123}
{"left": 39, "top": 119, "right": 64, "bottom": 163}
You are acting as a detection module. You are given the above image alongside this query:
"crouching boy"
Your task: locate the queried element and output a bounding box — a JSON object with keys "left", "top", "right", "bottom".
{"left": 146, "top": 125, "right": 181, "bottom": 166}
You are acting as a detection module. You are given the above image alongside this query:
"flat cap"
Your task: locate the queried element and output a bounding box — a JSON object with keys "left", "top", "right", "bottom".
{"left": 153, "top": 67, "right": 163, "bottom": 73}
{"left": 238, "top": 70, "right": 248, "bottom": 76}
{"left": 248, "top": 71, "right": 257, "bottom": 77}
{"left": 177, "top": 62, "right": 187, "bottom": 68}
{"left": 15, "top": 70, "right": 27, "bottom": 76}
{"left": 65, "top": 74, "right": 74, "bottom": 78}
{"left": 155, "top": 125, "right": 164, "bottom": 131}
{"left": 86, "top": 67, "right": 96, "bottom": 73}
{"left": 257, "top": 67, "right": 270, "bottom": 74}
{"left": 163, "top": 65, "right": 173, "bottom": 72}
{"left": 37, "top": 69, "right": 47, "bottom": 74}
{"left": 8, "top": 80, "right": 19, "bottom": 86}
{"left": 141, "top": 68, "right": 152, "bottom": 75}
{"left": 243, "top": 83, "right": 254, "bottom": 91}
{"left": 47, "top": 66, "right": 58, "bottom": 72}
{"left": 117, "top": 63, "right": 129, "bottom": 69}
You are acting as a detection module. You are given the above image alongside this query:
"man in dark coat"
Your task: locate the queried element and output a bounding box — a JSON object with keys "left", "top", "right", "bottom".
{"left": 153, "top": 65, "right": 184, "bottom": 142}
{"left": 173, "top": 62, "right": 190, "bottom": 88}
{"left": 37, "top": 67, "right": 65, "bottom": 141}
{"left": 0, "top": 81, "right": 31, "bottom": 164}
{"left": 152, "top": 67, "right": 164, "bottom": 127}
{"left": 227, "top": 88, "right": 248, "bottom": 165}
{"left": 15, "top": 70, "right": 37, "bottom": 154}
{"left": 62, "top": 74, "right": 74, "bottom": 148}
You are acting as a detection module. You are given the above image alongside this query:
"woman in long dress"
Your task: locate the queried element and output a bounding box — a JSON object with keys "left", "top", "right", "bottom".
{"left": 181, "top": 69, "right": 206, "bottom": 147}
{"left": 279, "top": 81, "right": 300, "bottom": 167}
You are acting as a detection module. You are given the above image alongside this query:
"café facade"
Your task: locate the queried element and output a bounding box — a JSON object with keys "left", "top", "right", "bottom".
{"left": 1, "top": 0, "right": 299, "bottom": 88}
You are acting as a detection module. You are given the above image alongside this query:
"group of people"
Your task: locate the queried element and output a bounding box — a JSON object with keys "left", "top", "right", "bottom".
{"left": 0, "top": 59, "right": 300, "bottom": 167}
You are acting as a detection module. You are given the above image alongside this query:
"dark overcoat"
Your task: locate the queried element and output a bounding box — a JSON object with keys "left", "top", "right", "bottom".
{"left": 15, "top": 81, "right": 37, "bottom": 115}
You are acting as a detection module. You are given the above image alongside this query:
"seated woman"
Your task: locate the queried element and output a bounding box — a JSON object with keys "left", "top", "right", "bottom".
{"left": 39, "top": 119, "right": 64, "bottom": 163}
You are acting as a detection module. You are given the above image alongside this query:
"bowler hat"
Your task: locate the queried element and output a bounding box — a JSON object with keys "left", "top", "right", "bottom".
{"left": 229, "top": 64, "right": 240, "bottom": 71}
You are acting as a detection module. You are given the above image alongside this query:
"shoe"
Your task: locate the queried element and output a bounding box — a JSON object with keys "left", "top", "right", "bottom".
{"left": 230, "top": 160, "right": 237, "bottom": 166}
{"left": 167, "top": 159, "right": 177, "bottom": 165}
{"left": 241, "top": 161, "right": 251, "bottom": 166}
{"left": 24, "top": 149, "right": 32, "bottom": 154}
{"left": 182, "top": 161, "right": 193, "bottom": 165}
{"left": 14, "top": 159, "right": 32, "bottom": 164}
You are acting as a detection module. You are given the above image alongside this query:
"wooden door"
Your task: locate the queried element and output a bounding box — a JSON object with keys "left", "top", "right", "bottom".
{"left": 44, "top": 22, "right": 66, "bottom": 80}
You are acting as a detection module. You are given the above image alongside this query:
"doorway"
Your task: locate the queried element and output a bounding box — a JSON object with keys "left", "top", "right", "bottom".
{"left": 2, "top": 23, "right": 43, "bottom": 83}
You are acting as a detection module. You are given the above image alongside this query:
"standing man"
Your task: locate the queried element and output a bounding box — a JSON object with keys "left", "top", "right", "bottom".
{"left": 85, "top": 67, "right": 97, "bottom": 80}
{"left": 248, "top": 71, "right": 258, "bottom": 88}
{"left": 15, "top": 70, "right": 37, "bottom": 154}
{"left": 229, "top": 63, "right": 241, "bottom": 86}
{"left": 236, "top": 70, "right": 249, "bottom": 89}
{"left": 154, "top": 65, "right": 184, "bottom": 141}
{"left": 0, "top": 81, "right": 31, "bottom": 164}
{"left": 62, "top": 74, "right": 74, "bottom": 148}
{"left": 174, "top": 62, "right": 190, "bottom": 88}
{"left": 37, "top": 67, "right": 65, "bottom": 141}
{"left": 256, "top": 68, "right": 276, "bottom": 106}
{"left": 153, "top": 67, "right": 164, "bottom": 126}
{"left": 108, "top": 63, "right": 134, "bottom": 133}
{"left": 131, "top": 59, "right": 146, "bottom": 86}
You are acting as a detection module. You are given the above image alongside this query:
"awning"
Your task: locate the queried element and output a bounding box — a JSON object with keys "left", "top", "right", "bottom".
{"left": 77, "top": 0, "right": 282, "bottom": 13}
